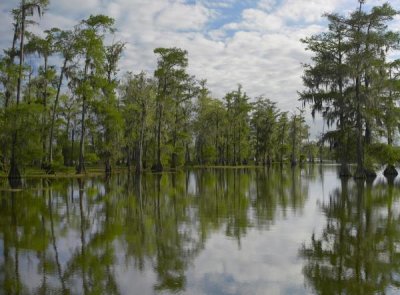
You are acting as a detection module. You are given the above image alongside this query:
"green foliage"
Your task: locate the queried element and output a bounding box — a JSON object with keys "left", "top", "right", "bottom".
{"left": 85, "top": 152, "right": 100, "bottom": 164}
{"left": 7, "top": 0, "right": 400, "bottom": 178}
{"left": 250, "top": 96, "right": 279, "bottom": 163}
{"left": 367, "top": 143, "right": 400, "bottom": 166}
{"left": 1, "top": 103, "right": 44, "bottom": 166}
{"left": 300, "top": 2, "right": 400, "bottom": 175}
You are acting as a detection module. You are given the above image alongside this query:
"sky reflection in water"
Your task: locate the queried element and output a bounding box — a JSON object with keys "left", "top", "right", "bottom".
{"left": 0, "top": 166, "right": 400, "bottom": 294}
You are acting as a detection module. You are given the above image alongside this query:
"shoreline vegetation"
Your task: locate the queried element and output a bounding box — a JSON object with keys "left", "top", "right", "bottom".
{"left": 1, "top": 1, "right": 400, "bottom": 187}
{"left": 0, "top": 161, "right": 387, "bottom": 180}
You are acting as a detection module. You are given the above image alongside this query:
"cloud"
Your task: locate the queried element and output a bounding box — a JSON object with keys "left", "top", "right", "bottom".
{"left": 155, "top": 2, "right": 211, "bottom": 31}
{"left": 200, "top": 0, "right": 238, "bottom": 9}
{"left": 275, "top": 0, "right": 345, "bottom": 23}
{"left": 53, "top": 0, "right": 101, "bottom": 15}
{"left": 257, "top": 0, "right": 277, "bottom": 11}
{"left": 223, "top": 8, "right": 283, "bottom": 32}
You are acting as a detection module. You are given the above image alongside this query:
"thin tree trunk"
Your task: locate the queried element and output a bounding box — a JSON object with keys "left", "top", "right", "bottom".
{"left": 49, "top": 58, "right": 67, "bottom": 164}
{"left": 76, "top": 60, "right": 89, "bottom": 174}
{"left": 291, "top": 116, "right": 297, "bottom": 167}
{"left": 339, "top": 113, "right": 351, "bottom": 177}
{"left": 154, "top": 76, "right": 167, "bottom": 172}
{"left": 76, "top": 97, "right": 86, "bottom": 174}
{"left": 354, "top": 2, "right": 366, "bottom": 179}
{"left": 155, "top": 102, "right": 163, "bottom": 171}
{"left": 8, "top": 1, "right": 25, "bottom": 185}
{"left": 136, "top": 108, "right": 146, "bottom": 174}
{"left": 126, "top": 145, "right": 131, "bottom": 171}
{"left": 4, "top": 22, "right": 19, "bottom": 108}
{"left": 105, "top": 158, "right": 111, "bottom": 175}
{"left": 338, "top": 45, "right": 351, "bottom": 177}
{"left": 70, "top": 126, "right": 75, "bottom": 167}
{"left": 171, "top": 101, "right": 179, "bottom": 169}
{"left": 63, "top": 116, "right": 71, "bottom": 166}
{"left": 41, "top": 56, "right": 49, "bottom": 167}
{"left": 354, "top": 76, "right": 365, "bottom": 179}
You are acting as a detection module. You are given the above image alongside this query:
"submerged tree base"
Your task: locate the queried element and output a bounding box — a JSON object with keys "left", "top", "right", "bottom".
{"left": 105, "top": 162, "right": 112, "bottom": 175}
{"left": 8, "top": 164, "right": 22, "bottom": 188}
{"left": 365, "top": 168, "right": 377, "bottom": 179}
{"left": 383, "top": 165, "right": 398, "bottom": 177}
{"left": 353, "top": 167, "right": 377, "bottom": 180}
{"left": 42, "top": 162, "right": 55, "bottom": 175}
{"left": 339, "top": 164, "right": 352, "bottom": 178}
{"left": 76, "top": 164, "right": 86, "bottom": 175}
{"left": 151, "top": 163, "right": 163, "bottom": 173}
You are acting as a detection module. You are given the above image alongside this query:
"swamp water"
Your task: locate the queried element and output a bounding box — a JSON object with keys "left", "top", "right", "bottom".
{"left": 1, "top": 165, "right": 400, "bottom": 294}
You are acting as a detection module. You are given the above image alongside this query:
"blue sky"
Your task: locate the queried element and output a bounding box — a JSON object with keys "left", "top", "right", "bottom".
{"left": 0, "top": 0, "right": 399, "bottom": 136}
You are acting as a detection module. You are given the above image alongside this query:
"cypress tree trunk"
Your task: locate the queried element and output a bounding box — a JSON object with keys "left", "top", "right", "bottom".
{"left": 339, "top": 114, "right": 351, "bottom": 177}
{"left": 8, "top": 1, "right": 25, "bottom": 186}
{"left": 171, "top": 102, "right": 179, "bottom": 169}
{"left": 70, "top": 127, "right": 75, "bottom": 167}
{"left": 76, "top": 60, "right": 89, "bottom": 174}
{"left": 49, "top": 58, "right": 67, "bottom": 164}
{"left": 384, "top": 165, "right": 398, "bottom": 177}
{"left": 185, "top": 143, "right": 190, "bottom": 165}
{"left": 384, "top": 132, "right": 398, "bottom": 177}
{"left": 135, "top": 105, "right": 146, "bottom": 174}
{"left": 105, "top": 158, "right": 111, "bottom": 175}
{"left": 76, "top": 97, "right": 86, "bottom": 174}
{"left": 136, "top": 119, "right": 145, "bottom": 174}
{"left": 154, "top": 102, "right": 163, "bottom": 172}
{"left": 4, "top": 22, "right": 19, "bottom": 107}
{"left": 1, "top": 24, "right": 18, "bottom": 171}
{"left": 291, "top": 116, "right": 297, "bottom": 167}
{"left": 354, "top": 77, "right": 365, "bottom": 179}
{"left": 153, "top": 76, "right": 167, "bottom": 172}
{"left": 41, "top": 56, "right": 49, "bottom": 169}
{"left": 338, "top": 51, "right": 351, "bottom": 177}
{"left": 126, "top": 146, "right": 131, "bottom": 172}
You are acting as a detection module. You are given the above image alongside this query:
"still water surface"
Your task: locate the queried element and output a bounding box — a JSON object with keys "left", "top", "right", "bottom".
{"left": 1, "top": 166, "right": 400, "bottom": 294}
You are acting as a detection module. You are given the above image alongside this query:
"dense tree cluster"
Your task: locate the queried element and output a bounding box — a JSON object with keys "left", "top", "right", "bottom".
{"left": 300, "top": 1, "right": 400, "bottom": 178}
{"left": 0, "top": 1, "right": 313, "bottom": 183}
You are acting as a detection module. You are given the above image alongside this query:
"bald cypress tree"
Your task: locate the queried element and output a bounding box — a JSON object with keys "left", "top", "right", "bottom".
{"left": 301, "top": 1, "right": 399, "bottom": 179}
{"left": 73, "top": 15, "right": 115, "bottom": 174}
{"left": 9, "top": 0, "right": 49, "bottom": 185}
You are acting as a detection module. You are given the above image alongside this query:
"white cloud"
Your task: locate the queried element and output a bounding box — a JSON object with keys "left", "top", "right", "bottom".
{"left": 200, "top": 0, "right": 238, "bottom": 9}
{"left": 223, "top": 8, "right": 283, "bottom": 32}
{"left": 276, "top": 0, "right": 345, "bottom": 23}
{"left": 53, "top": 0, "right": 101, "bottom": 15}
{"left": 155, "top": 2, "right": 211, "bottom": 31}
{"left": 258, "top": 0, "right": 277, "bottom": 11}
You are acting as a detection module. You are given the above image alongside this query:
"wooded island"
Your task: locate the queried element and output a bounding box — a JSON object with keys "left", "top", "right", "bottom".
{"left": 1, "top": 0, "right": 399, "bottom": 186}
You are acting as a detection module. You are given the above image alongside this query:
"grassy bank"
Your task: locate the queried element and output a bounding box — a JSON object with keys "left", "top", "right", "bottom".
{"left": 0, "top": 162, "right": 340, "bottom": 179}
{"left": 0, "top": 166, "right": 129, "bottom": 179}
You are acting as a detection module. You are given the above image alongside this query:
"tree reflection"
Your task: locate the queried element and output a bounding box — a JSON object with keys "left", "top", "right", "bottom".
{"left": 300, "top": 178, "right": 400, "bottom": 294}
{"left": 0, "top": 168, "right": 309, "bottom": 294}
{"left": 253, "top": 166, "right": 308, "bottom": 229}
